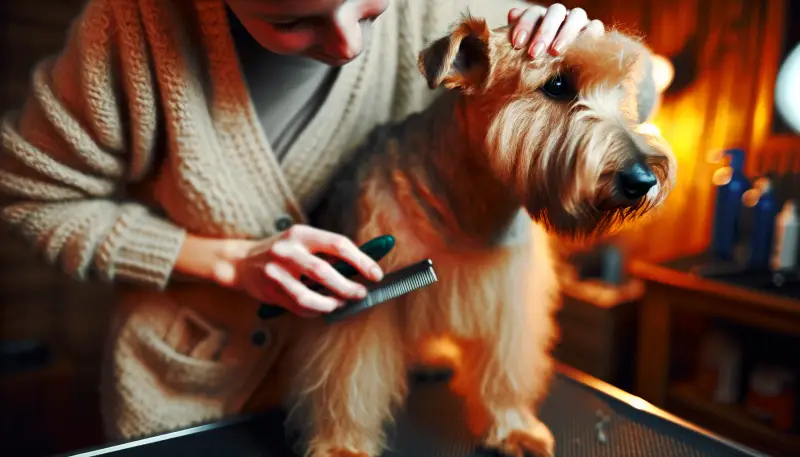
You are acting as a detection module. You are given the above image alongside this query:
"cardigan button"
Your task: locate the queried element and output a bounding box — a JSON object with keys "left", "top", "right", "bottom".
{"left": 274, "top": 215, "right": 293, "bottom": 232}
{"left": 250, "top": 329, "right": 271, "bottom": 347}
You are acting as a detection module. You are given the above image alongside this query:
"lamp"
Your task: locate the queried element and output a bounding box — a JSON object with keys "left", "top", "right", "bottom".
{"left": 651, "top": 54, "right": 675, "bottom": 94}
{"left": 774, "top": 43, "right": 800, "bottom": 133}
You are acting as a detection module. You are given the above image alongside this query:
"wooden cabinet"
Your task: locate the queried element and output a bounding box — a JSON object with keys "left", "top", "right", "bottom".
{"left": 630, "top": 255, "right": 800, "bottom": 457}
{"left": 554, "top": 274, "right": 644, "bottom": 392}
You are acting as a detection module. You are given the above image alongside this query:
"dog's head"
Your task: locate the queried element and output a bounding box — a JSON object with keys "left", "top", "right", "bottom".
{"left": 418, "top": 16, "right": 676, "bottom": 239}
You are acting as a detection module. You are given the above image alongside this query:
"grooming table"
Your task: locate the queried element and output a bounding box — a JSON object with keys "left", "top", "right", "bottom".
{"left": 62, "top": 364, "right": 767, "bottom": 457}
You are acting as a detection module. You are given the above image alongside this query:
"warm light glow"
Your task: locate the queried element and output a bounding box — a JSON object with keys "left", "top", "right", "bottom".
{"left": 742, "top": 187, "right": 762, "bottom": 208}
{"left": 651, "top": 54, "right": 675, "bottom": 94}
{"left": 741, "top": 177, "right": 770, "bottom": 207}
{"left": 705, "top": 149, "right": 726, "bottom": 164}
{"left": 651, "top": 103, "right": 705, "bottom": 164}
{"left": 754, "top": 176, "right": 771, "bottom": 192}
{"left": 627, "top": 396, "right": 652, "bottom": 411}
{"left": 636, "top": 122, "right": 661, "bottom": 136}
{"left": 712, "top": 167, "right": 733, "bottom": 186}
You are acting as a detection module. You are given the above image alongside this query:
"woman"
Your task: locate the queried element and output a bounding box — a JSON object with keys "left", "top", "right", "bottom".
{"left": 0, "top": 0, "right": 604, "bottom": 441}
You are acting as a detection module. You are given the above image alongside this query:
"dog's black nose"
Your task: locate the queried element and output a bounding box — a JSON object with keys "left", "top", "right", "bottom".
{"left": 617, "top": 162, "right": 657, "bottom": 200}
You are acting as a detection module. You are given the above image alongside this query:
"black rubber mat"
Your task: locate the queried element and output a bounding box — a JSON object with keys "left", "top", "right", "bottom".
{"left": 67, "top": 373, "right": 766, "bottom": 457}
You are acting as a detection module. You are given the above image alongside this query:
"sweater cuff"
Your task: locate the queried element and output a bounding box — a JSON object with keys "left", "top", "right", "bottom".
{"left": 96, "top": 207, "right": 187, "bottom": 290}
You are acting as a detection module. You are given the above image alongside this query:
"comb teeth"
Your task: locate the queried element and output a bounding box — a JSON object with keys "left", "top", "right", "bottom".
{"left": 324, "top": 259, "right": 438, "bottom": 324}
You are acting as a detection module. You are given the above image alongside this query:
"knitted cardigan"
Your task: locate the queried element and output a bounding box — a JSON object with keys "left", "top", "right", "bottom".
{"left": 0, "top": 0, "right": 533, "bottom": 440}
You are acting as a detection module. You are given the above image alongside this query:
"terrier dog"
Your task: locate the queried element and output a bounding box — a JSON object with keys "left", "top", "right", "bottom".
{"left": 281, "top": 15, "right": 676, "bottom": 457}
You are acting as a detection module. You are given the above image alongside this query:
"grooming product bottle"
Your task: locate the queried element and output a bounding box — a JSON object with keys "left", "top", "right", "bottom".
{"left": 711, "top": 149, "right": 751, "bottom": 261}
{"left": 745, "top": 365, "right": 797, "bottom": 432}
{"left": 747, "top": 177, "right": 780, "bottom": 270}
{"left": 771, "top": 200, "right": 799, "bottom": 271}
{"left": 696, "top": 328, "right": 742, "bottom": 404}
{"left": 600, "top": 243, "right": 624, "bottom": 286}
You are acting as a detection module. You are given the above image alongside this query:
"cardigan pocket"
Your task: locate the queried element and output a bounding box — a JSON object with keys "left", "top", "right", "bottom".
{"left": 128, "top": 308, "right": 240, "bottom": 396}
{"left": 103, "top": 303, "right": 247, "bottom": 440}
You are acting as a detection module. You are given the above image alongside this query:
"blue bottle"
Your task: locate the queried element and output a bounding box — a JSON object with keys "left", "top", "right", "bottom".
{"left": 711, "top": 148, "right": 751, "bottom": 261}
{"left": 747, "top": 178, "right": 781, "bottom": 270}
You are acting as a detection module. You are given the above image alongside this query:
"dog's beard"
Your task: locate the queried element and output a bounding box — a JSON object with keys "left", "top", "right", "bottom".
{"left": 485, "top": 90, "right": 675, "bottom": 240}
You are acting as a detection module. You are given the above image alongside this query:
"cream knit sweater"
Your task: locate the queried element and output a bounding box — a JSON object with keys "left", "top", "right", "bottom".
{"left": 0, "top": 0, "right": 532, "bottom": 441}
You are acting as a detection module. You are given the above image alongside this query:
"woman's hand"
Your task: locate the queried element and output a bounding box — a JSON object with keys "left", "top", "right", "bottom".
{"left": 508, "top": 3, "right": 605, "bottom": 58}
{"left": 178, "top": 226, "right": 384, "bottom": 318}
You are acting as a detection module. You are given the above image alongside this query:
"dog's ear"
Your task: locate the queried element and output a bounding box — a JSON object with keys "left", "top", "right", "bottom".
{"left": 417, "top": 16, "right": 491, "bottom": 92}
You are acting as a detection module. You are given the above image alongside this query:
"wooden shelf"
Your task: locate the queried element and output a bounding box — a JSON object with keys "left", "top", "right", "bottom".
{"left": 629, "top": 259, "right": 800, "bottom": 336}
{"left": 667, "top": 381, "right": 800, "bottom": 457}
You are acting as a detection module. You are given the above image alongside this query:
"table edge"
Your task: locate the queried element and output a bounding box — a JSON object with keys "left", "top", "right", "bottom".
{"left": 62, "top": 363, "right": 768, "bottom": 457}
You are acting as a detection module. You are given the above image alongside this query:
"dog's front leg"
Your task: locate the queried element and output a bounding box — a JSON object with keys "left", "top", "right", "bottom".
{"left": 287, "top": 305, "right": 408, "bottom": 457}
{"left": 451, "top": 334, "right": 556, "bottom": 457}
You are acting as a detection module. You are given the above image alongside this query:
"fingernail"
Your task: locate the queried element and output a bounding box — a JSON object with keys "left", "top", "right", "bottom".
{"left": 532, "top": 41, "right": 545, "bottom": 58}
{"left": 514, "top": 31, "right": 528, "bottom": 49}
{"left": 355, "top": 285, "right": 368, "bottom": 298}
{"left": 326, "top": 299, "right": 345, "bottom": 311}
{"left": 552, "top": 39, "right": 564, "bottom": 54}
{"left": 370, "top": 266, "right": 383, "bottom": 281}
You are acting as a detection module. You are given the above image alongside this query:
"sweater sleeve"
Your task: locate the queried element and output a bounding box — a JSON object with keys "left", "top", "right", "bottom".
{"left": 0, "top": 0, "right": 186, "bottom": 290}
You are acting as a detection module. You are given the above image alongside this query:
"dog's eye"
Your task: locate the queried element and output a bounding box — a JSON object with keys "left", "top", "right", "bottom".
{"left": 540, "top": 75, "right": 577, "bottom": 101}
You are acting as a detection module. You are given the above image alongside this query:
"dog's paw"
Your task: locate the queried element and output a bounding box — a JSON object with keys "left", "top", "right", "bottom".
{"left": 306, "top": 448, "right": 371, "bottom": 457}
{"left": 323, "top": 450, "right": 370, "bottom": 457}
{"left": 488, "top": 429, "right": 554, "bottom": 457}
{"left": 306, "top": 443, "right": 376, "bottom": 457}
{"left": 483, "top": 413, "right": 554, "bottom": 457}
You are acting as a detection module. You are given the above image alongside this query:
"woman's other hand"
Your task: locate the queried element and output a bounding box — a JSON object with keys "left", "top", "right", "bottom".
{"left": 178, "top": 225, "right": 384, "bottom": 318}
{"left": 508, "top": 3, "right": 605, "bottom": 58}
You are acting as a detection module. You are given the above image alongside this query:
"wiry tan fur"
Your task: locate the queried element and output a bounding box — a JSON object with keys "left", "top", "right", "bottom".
{"left": 251, "top": 16, "right": 676, "bottom": 457}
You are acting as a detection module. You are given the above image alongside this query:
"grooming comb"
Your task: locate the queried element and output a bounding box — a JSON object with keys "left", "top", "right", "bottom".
{"left": 256, "top": 235, "right": 397, "bottom": 321}
{"left": 323, "top": 258, "right": 438, "bottom": 324}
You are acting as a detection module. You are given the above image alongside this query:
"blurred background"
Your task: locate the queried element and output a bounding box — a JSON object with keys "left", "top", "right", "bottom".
{"left": 1, "top": 0, "right": 799, "bottom": 456}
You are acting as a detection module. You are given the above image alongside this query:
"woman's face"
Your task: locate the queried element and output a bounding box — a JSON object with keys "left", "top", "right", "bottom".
{"left": 225, "top": 0, "right": 390, "bottom": 66}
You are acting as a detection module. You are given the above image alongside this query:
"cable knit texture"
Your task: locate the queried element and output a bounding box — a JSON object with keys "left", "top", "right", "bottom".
{"left": 0, "top": 0, "right": 532, "bottom": 441}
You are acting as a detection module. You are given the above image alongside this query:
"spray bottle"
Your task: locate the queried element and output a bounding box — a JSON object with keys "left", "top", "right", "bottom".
{"left": 711, "top": 148, "right": 751, "bottom": 261}
{"left": 771, "top": 200, "right": 799, "bottom": 272}
{"left": 747, "top": 177, "right": 780, "bottom": 270}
